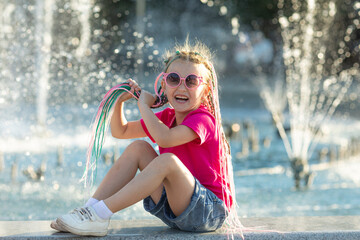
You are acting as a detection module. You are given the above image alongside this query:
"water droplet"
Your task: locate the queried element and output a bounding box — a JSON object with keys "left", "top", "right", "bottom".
{"left": 53, "top": 183, "right": 59, "bottom": 190}
{"left": 93, "top": 5, "right": 101, "bottom": 13}
{"left": 71, "top": 37, "right": 80, "bottom": 46}
{"left": 219, "top": 6, "right": 227, "bottom": 16}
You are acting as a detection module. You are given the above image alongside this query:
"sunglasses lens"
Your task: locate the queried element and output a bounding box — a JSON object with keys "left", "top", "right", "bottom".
{"left": 166, "top": 73, "right": 180, "bottom": 87}
{"left": 186, "top": 75, "right": 200, "bottom": 88}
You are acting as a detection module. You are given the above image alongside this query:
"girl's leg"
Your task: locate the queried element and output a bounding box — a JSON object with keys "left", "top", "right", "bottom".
{"left": 56, "top": 151, "right": 195, "bottom": 236}
{"left": 51, "top": 140, "right": 156, "bottom": 234}
{"left": 92, "top": 140, "right": 163, "bottom": 204}
{"left": 104, "top": 152, "right": 195, "bottom": 217}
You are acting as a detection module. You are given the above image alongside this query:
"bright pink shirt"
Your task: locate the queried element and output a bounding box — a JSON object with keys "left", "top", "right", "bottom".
{"left": 140, "top": 106, "right": 232, "bottom": 208}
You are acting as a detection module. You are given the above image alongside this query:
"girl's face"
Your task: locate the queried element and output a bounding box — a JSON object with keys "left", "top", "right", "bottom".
{"left": 161, "top": 59, "right": 209, "bottom": 118}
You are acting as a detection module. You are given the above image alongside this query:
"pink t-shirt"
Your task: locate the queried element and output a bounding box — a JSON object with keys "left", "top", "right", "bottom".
{"left": 140, "top": 106, "right": 232, "bottom": 208}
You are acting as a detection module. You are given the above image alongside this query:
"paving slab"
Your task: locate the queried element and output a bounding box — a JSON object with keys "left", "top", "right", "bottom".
{"left": 0, "top": 216, "right": 359, "bottom": 239}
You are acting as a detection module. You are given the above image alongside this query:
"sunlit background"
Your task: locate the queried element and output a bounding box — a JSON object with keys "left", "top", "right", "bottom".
{"left": 0, "top": 0, "right": 359, "bottom": 221}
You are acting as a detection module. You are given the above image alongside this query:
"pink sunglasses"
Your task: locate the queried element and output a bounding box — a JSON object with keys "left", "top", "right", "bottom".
{"left": 162, "top": 72, "right": 204, "bottom": 89}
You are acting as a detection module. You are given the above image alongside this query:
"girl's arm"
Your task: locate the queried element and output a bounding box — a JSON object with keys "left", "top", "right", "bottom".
{"left": 138, "top": 91, "right": 198, "bottom": 148}
{"left": 110, "top": 79, "right": 147, "bottom": 139}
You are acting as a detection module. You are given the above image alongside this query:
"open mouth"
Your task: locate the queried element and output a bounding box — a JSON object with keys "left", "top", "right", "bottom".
{"left": 174, "top": 95, "right": 189, "bottom": 103}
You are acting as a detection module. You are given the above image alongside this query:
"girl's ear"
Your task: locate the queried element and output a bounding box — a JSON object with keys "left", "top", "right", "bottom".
{"left": 203, "top": 83, "right": 211, "bottom": 97}
{"left": 161, "top": 79, "right": 166, "bottom": 91}
{"left": 201, "top": 84, "right": 211, "bottom": 103}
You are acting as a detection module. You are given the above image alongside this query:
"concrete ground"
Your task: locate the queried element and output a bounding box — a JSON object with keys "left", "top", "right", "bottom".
{"left": 1, "top": 216, "right": 360, "bottom": 239}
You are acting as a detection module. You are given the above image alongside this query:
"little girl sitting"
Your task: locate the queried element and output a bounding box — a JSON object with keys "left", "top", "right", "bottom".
{"left": 51, "top": 39, "right": 239, "bottom": 236}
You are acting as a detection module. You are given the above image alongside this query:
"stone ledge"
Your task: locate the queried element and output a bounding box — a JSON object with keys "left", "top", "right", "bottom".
{"left": 1, "top": 216, "right": 360, "bottom": 240}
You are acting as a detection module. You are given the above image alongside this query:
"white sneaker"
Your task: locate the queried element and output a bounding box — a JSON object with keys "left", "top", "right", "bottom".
{"left": 50, "top": 219, "right": 68, "bottom": 232}
{"left": 56, "top": 206, "right": 109, "bottom": 236}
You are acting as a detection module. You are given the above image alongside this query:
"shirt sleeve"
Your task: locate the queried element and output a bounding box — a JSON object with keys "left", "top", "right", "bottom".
{"left": 181, "top": 111, "right": 215, "bottom": 145}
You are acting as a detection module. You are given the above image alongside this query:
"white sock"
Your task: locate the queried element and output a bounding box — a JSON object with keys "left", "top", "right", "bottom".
{"left": 84, "top": 197, "right": 99, "bottom": 207}
{"left": 92, "top": 200, "right": 113, "bottom": 220}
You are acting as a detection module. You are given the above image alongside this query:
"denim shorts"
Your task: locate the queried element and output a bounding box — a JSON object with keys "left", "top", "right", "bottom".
{"left": 143, "top": 178, "right": 227, "bottom": 232}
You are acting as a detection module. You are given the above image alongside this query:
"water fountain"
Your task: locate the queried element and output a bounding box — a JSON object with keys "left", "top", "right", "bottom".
{"left": 0, "top": 0, "right": 94, "bottom": 135}
{"left": 35, "top": 0, "right": 54, "bottom": 134}
{"left": 226, "top": 0, "right": 359, "bottom": 188}
{"left": 0, "top": 0, "right": 173, "bottom": 221}
{"left": 1, "top": 0, "right": 359, "bottom": 222}
{"left": 270, "top": 0, "right": 359, "bottom": 188}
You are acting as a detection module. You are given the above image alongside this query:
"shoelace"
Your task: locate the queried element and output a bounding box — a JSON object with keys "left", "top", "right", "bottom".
{"left": 70, "top": 207, "right": 95, "bottom": 222}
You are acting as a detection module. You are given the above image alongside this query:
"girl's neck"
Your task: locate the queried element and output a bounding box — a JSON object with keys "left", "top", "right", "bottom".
{"left": 173, "top": 104, "right": 205, "bottom": 126}
{"left": 173, "top": 111, "right": 186, "bottom": 127}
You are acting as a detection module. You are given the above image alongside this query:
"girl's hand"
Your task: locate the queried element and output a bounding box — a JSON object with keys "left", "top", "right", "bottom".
{"left": 118, "top": 78, "right": 141, "bottom": 102}
{"left": 138, "top": 90, "right": 156, "bottom": 108}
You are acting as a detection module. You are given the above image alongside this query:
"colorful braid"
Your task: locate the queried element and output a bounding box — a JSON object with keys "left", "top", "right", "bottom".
{"left": 81, "top": 54, "right": 182, "bottom": 188}
{"left": 81, "top": 82, "right": 166, "bottom": 188}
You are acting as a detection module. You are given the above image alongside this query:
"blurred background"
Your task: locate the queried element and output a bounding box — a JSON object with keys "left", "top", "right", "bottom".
{"left": 0, "top": 0, "right": 359, "bottom": 221}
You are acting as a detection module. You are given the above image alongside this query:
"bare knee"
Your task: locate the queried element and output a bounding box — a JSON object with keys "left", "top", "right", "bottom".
{"left": 154, "top": 153, "right": 181, "bottom": 174}
{"left": 120, "top": 140, "right": 154, "bottom": 159}
{"left": 114, "top": 140, "right": 156, "bottom": 167}
{"left": 127, "top": 140, "right": 153, "bottom": 153}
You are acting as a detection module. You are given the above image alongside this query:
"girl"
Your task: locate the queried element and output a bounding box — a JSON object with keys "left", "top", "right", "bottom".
{"left": 51, "top": 40, "right": 240, "bottom": 236}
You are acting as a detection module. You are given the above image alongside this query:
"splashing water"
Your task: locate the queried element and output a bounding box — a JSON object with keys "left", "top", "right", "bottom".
{"left": 35, "top": 0, "right": 54, "bottom": 133}
{"left": 273, "top": 0, "right": 359, "bottom": 187}
{"left": 239, "top": 0, "right": 360, "bottom": 188}
{"left": 1, "top": 0, "right": 359, "bottom": 222}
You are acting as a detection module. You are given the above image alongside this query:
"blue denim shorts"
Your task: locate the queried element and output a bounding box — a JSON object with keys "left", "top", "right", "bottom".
{"left": 143, "top": 178, "right": 227, "bottom": 232}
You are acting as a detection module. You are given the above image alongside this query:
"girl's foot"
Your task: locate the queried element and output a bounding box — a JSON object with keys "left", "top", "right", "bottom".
{"left": 56, "top": 206, "right": 109, "bottom": 236}
{"left": 50, "top": 219, "right": 68, "bottom": 232}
